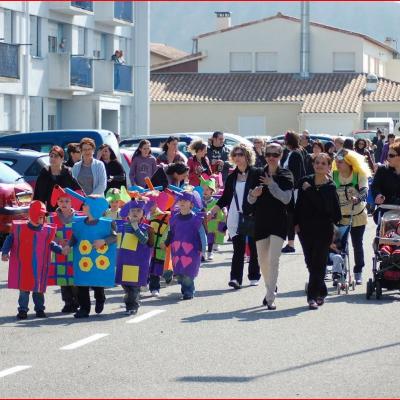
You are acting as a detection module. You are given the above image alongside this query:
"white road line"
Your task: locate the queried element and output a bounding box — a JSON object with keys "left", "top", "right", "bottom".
{"left": 0, "top": 365, "right": 31, "bottom": 378}
{"left": 126, "top": 309, "right": 165, "bottom": 324}
{"left": 60, "top": 333, "right": 109, "bottom": 350}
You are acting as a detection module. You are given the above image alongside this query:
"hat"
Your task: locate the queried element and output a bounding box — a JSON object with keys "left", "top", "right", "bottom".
{"left": 51, "top": 185, "right": 82, "bottom": 210}
{"left": 29, "top": 200, "right": 47, "bottom": 224}
{"left": 105, "top": 187, "right": 131, "bottom": 205}
{"left": 335, "top": 149, "right": 348, "bottom": 161}
{"left": 174, "top": 190, "right": 203, "bottom": 210}
{"left": 64, "top": 188, "right": 109, "bottom": 219}
{"left": 120, "top": 199, "right": 152, "bottom": 218}
{"left": 199, "top": 176, "right": 216, "bottom": 192}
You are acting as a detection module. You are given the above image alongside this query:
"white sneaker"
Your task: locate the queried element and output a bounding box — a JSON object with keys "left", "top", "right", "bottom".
{"left": 151, "top": 290, "right": 160, "bottom": 297}
{"left": 207, "top": 252, "right": 214, "bottom": 260}
{"left": 140, "top": 286, "right": 148, "bottom": 292}
{"left": 354, "top": 273, "right": 363, "bottom": 285}
{"left": 249, "top": 280, "right": 259, "bottom": 286}
{"left": 213, "top": 244, "right": 220, "bottom": 252}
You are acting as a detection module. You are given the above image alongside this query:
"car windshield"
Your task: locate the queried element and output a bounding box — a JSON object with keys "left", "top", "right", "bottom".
{"left": 0, "top": 161, "right": 24, "bottom": 184}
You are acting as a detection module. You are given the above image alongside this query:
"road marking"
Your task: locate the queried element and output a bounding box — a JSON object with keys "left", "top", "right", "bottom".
{"left": 0, "top": 365, "right": 31, "bottom": 378}
{"left": 60, "top": 333, "right": 109, "bottom": 350}
{"left": 126, "top": 309, "right": 165, "bottom": 324}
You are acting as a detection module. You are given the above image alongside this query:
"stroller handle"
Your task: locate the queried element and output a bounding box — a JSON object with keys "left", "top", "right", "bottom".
{"left": 377, "top": 204, "right": 400, "bottom": 211}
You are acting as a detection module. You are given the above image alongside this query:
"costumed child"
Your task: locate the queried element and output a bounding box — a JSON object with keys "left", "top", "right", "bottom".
{"left": 1, "top": 201, "right": 61, "bottom": 320}
{"left": 201, "top": 176, "right": 226, "bottom": 260}
{"left": 47, "top": 185, "right": 82, "bottom": 313}
{"left": 105, "top": 188, "right": 122, "bottom": 220}
{"left": 115, "top": 199, "right": 154, "bottom": 315}
{"left": 63, "top": 190, "right": 117, "bottom": 319}
{"left": 329, "top": 225, "right": 345, "bottom": 287}
{"left": 161, "top": 189, "right": 207, "bottom": 300}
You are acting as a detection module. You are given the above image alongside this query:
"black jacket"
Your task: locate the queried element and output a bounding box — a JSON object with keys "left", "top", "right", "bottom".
{"left": 216, "top": 167, "right": 257, "bottom": 215}
{"left": 207, "top": 144, "right": 232, "bottom": 183}
{"left": 102, "top": 159, "right": 126, "bottom": 192}
{"left": 281, "top": 148, "right": 306, "bottom": 188}
{"left": 247, "top": 166, "right": 294, "bottom": 241}
{"left": 371, "top": 165, "right": 400, "bottom": 205}
{"left": 294, "top": 175, "right": 341, "bottom": 239}
{"left": 33, "top": 165, "right": 82, "bottom": 212}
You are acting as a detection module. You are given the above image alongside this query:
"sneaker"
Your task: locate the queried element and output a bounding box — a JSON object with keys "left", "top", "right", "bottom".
{"left": 281, "top": 244, "right": 295, "bottom": 254}
{"left": 262, "top": 296, "right": 267, "bottom": 306}
{"left": 332, "top": 272, "right": 341, "bottom": 287}
{"left": 316, "top": 297, "right": 325, "bottom": 306}
{"left": 201, "top": 255, "right": 206, "bottom": 262}
{"left": 249, "top": 280, "right": 259, "bottom": 286}
{"left": 16, "top": 310, "right": 28, "bottom": 320}
{"left": 228, "top": 280, "right": 241, "bottom": 290}
{"left": 74, "top": 309, "right": 89, "bottom": 319}
{"left": 95, "top": 301, "right": 104, "bottom": 314}
{"left": 266, "top": 302, "right": 277, "bottom": 311}
{"left": 151, "top": 290, "right": 160, "bottom": 297}
{"left": 354, "top": 273, "right": 363, "bottom": 285}
{"left": 207, "top": 252, "right": 214, "bottom": 261}
{"left": 35, "top": 310, "right": 47, "bottom": 318}
{"left": 182, "top": 294, "right": 193, "bottom": 300}
{"left": 213, "top": 244, "right": 220, "bottom": 252}
{"left": 61, "top": 304, "right": 78, "bottom": 313}
{"left": 163, "top": 271, "right": 173, "bottom": 284}
{"left": 125, "top": 309, "right": 138, "bottom": 316}
{"left": 308, "top": 300, "right": 318, "bottom": 310}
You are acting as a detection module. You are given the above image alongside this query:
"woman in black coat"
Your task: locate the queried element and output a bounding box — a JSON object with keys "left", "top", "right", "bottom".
{"left": 294, "top": 153, "right": 341, "bottom": 310}
{"left": 33, "top": 146, "right": 82, "bottom": 212}
{"left": 98, "top": 144, "right": 126, "bottom": 192}
{"left": 211, "top": 144, "right": 260, "bottom": 289}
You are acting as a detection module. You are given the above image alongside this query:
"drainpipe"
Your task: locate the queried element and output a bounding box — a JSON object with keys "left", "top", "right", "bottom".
{"left": 300, "top": 1, "right": 310, "bottom": 79}
{"left": 23, "top": 1, "right": 30, "bottom": 131}
{"left": 133, "top": 1, "right": 149, "bottom": 136}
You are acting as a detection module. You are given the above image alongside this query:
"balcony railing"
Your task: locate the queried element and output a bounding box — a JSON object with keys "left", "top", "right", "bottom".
{"left": 114, "top": 64, "right": 132, "bottom": 92}
{"left": 0, "top": 43, "right": 19, "bottom": 79}
{"left": 114, "top": 2, "right": 133, "bottom": 22}
{"left": 70, "top": 56, "right": 93, "bottom": 88}
{"left": 71, "top": 1, "right": 93, "bottom": 12}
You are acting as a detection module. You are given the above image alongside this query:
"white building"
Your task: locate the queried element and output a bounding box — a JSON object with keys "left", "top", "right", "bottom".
{"left": 0, "top": 1, "right": 135, "bottom": 137}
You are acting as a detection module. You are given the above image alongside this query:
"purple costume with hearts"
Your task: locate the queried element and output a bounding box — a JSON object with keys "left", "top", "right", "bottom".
{"left": 169, "top": 212, "right": 204, "bottom": 279}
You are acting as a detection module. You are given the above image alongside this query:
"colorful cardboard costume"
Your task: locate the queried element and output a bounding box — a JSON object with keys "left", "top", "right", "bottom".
{"left": 51, "top": 185, "right": 82, "bottom": 210}
{"left": 66, "top": 189, "right": 116, "bottom": 287}
{"left": 8, "top": 201, "right": 56, "bottom": 292}
{"left": 204, "top": 197, "right": 226, "bottom": 245}
{"left": 169, "top": 212, "right": 204, "bottom": 279}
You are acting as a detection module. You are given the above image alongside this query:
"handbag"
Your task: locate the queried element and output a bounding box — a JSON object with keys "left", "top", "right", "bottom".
{"left": 233, "top": 190, "right": 255, "bottom": 237}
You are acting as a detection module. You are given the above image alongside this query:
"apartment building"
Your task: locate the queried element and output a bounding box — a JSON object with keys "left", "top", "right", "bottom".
{"left": 0, "top": 1, "right": 134, "bottom": 137}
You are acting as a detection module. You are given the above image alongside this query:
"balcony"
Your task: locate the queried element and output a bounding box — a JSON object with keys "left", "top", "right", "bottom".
{"left": 49, "top": 1, "right": 93, "bottom": 16}
{"left": 48, "top": 53, "right": 94, "bottom": 93}
{"left": 0, "top": 43, "right": 19, "bottom": 81}
{"left": 95, "top": 2, "right": 133, "bottom": 26}
{"left": 95, "top": 61, "right": 133, "bottom": 94}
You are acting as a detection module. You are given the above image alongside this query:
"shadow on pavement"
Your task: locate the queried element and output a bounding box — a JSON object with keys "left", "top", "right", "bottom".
{"left": 175, "top": 341, "right": 400, "bottom": 383}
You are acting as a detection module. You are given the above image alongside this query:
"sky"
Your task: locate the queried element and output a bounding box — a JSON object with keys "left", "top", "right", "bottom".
{"left": 150, "top": 1, "right": 400, "bottom": 53}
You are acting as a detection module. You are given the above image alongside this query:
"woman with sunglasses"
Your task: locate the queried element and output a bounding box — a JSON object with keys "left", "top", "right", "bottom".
{"left": 33, "top": 146, "right": 81, "bottom": 212}
{"left": 294, "top": 153, "right": 341, "bottom": 310}
{"left": 253, "top": 137, "right": 266, "bottom": 168}
{"left": 247, "top": 143, "right": 294, "bottom": 310}
{"left": 211, "top": 144, "right": 261, "bottom": 289}
{"left": 332, "top": 149, "right": 370, "bottom": 285}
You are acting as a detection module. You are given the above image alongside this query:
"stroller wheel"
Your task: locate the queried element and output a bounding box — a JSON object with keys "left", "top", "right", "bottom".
{"left": 337, "top": 284, "right": 341, "bottom": 295}
{"left": 376, "top": 280, "right": 382, "bottom": 300}
{"left": 366, "top": 278, "right": 373, "bottom": 300}
{"left": 345, "top": 283, "right": 349, "bottom": 295}
{"left": 352, "top": 281, "right": 356, "bottom": 291}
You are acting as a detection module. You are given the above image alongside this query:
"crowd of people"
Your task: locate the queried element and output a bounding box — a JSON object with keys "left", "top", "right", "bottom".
{"left": 2, "top": 128, "right": 399, "bottom": 319}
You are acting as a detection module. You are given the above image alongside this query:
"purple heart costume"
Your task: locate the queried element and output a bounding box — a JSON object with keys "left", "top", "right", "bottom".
{"left": 115, "top": 221, "right": 152, "bottom": 287}
{"left": 169, "top": 212, "right": 204, "bottom": 279}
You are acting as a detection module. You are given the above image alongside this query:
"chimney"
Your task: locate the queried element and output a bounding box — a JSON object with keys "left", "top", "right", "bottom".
{"left": 300, "top": 1, "right": 310, "bottom": 79}
{"left": 366, "top": 73, "right": 378, "bottom": 92}
{"left": 215, "top": 11, "right": 231, "bottom": 30}
{"left": 384, "top": 37, "right": 398, "bottom": 50}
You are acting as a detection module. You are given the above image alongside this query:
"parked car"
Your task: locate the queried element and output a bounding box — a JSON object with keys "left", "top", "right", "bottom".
{"left": 0, "top": 148, "right": 49, "bottom": 189}
{"left": 120, "top": 134, "right": 199, "bottom": 150}
{"left": 271, "top": 133, "right": 334, "bottom": 145}
{"left": 0, "top": 161, "right": 33, "bottom": 242}
{"left": 0, "top": 129, "right": 120, "bottom": 161}
{"left": 245, "top": 135, "right": 272, "bottom": 144}
{"left": 352, "top": 130, "right": 378, "bottom": 141}
{"left": 182, "top": 132, "right": 253, "bottom": 149}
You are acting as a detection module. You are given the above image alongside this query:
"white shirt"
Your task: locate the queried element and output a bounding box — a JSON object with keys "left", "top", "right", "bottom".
{"left": 227, "top": 181, "right": 246, "bottom": 239}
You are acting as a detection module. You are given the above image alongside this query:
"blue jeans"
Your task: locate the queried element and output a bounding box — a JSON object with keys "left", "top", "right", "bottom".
{"left": 176, "top": 275, "right": 195, "bottom": 298}
{"left": 18, "top": 291, "right": 45, "bottom": 312}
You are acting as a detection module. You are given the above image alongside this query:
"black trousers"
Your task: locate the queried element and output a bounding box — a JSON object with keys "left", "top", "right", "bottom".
{"left": 299, "top": 231, "right": 331, "bottom": 301}
{"left": 77, "top": 286, "right": 105, "bottom": 314}
{"left": 122, "top": 285, "right": 140, "bottom": 311}
{"left": 61, "top": 286, "right": 78, "bottom": 307}
{"left": 287, "top": 212, "right": 296, "bottom": 242}
{"left": 231, "top": 234, "right": 260, "bottom": 285}
{"left": 350, "top": 225, "right": 366, "bottom": 273}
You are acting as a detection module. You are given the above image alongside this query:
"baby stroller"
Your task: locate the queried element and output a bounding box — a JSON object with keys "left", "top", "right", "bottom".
{"left": 367, "top": 204, "right": 400, "bottom": 300}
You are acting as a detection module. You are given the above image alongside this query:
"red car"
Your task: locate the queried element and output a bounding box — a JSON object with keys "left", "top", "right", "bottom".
{"left": 0, "top": 161, "right": 33, "bottom": 242}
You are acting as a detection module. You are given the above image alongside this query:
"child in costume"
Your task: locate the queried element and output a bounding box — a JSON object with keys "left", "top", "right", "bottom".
{"left": 105, "top": 188, "right": 122, "bottom": 220}
{"left": 63, "top": 190, "right": 117, "bottom": 318}
{"left": 47, "top": 185, "right": 81, "bottom": 313}
{"left": 115, "top": 199, "right": 154, "bottom": 315}
{"left": 162, "top": 190, "right": 207, "bottom": 300}
{"left": 201, "top": 176, "right": 226, "bottom": 261}
{"left": 1, "top": 201, "right": 61, "bottom": 320}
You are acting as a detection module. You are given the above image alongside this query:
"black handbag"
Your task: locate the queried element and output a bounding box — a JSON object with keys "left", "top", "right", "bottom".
{"left": 233, "top": 190, "right": 255, "bottom": 237}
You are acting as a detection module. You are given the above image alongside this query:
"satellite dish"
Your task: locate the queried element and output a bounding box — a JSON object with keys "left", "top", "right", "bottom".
{"left": 395, "top": 122, "right": 400, "bottom": 135}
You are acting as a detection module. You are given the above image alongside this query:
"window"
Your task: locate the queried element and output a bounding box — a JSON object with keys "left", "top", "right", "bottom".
{"left": 230, "top": 52, "right": 252, "bottom": 72}
{"left": 256, "top": 52, "right": 277, "bottom": 72}
{"left": 30, "top": 15, "right": 41, "bottom": 57}
{"left": 48, "top": 115, "right": 56, "bottom": 130}
{"left": 48, "top": 36, "right": 57, "bottom": 53}
{"left": 238, "top": 116, "right": 266, "bottom": 136}
{"left": 48, "top": 99, "right": 57, "bottom": 130}
{"left": 101, "top": 33, "right": 107, "bottom": 60}
{"left": 4, "top": 9, "right": 15, "bottom": 43}
{"left": 333, "top": 52, "right": 355, "bottom": 72}
{"left": 77, "top": 27, "right": 87, "bottom": 55}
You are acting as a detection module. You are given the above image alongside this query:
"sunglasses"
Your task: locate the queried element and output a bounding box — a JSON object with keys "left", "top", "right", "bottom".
{"left": 49, "top": 153, "right": 61, "bottom": 158}
{"left": 232, "top": 152, "right": 245, "bottom": 157}
{"left": 265, "top": 152, "right": 281, "bottom": 158}
{"left": 388, "top": 153, "right": 399, "bottom": 158}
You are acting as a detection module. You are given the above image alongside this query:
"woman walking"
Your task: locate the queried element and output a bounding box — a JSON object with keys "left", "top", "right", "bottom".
{"left": 248, "top": 143, "right": 294, "bottom": 309}
{"left": 157, "top": 136, "right": 186, "bottom": 165}
{"left": 211, "top": 144, "right": 261, "bottom": 289}
{"left": 129, "top": 139, "right": 157, "bottom": 188}
{"left": 98, "top": 143, "right": 126, "bottom": 192}
{"left": 294, "top": 153, "right": 341, "bottom": 310}
{"left": 187, "top": 140, "right": 212, "bottom": 186}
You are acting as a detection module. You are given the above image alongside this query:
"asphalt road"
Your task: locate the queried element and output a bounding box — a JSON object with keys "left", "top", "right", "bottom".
{"left": 1, "top": 217, "right": 400, "bottom": 398}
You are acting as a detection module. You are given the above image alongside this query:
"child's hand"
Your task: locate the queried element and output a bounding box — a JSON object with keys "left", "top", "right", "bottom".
{"left": 93, "top": 239, "right": 106, "bottom": 249}
{"left": 1, "top": 254, "right": 9, "bottom": 262}
{"left": 62, "top": 245, "right": 71, "bottom": 256}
